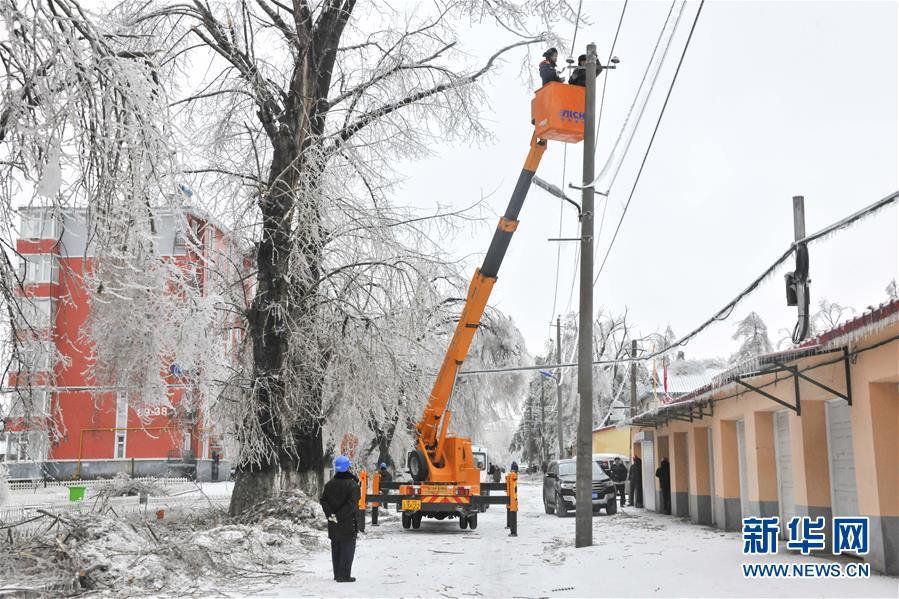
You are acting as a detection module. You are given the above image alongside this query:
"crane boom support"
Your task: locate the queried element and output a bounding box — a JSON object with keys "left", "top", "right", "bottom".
{"left": 417, "top": 135, "right": 547, "bottom": 452}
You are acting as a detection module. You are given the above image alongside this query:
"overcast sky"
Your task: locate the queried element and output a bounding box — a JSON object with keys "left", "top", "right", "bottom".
{"left": 395, "top": 0, "right": 898, "bottom": 362}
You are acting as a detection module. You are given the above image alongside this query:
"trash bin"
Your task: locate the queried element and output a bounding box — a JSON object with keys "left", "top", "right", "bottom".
{"left": 68, "top": 485, "right": 86, "bottom": 502}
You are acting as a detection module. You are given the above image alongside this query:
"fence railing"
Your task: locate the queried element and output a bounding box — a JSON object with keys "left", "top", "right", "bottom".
{"left": 0, "top": 493, "right": 230, "bottom": 529}
{"left": 7, "top": 476, "right": 191, "bottom": 491}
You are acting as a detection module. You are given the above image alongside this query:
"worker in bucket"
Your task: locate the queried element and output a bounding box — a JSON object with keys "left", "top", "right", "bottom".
{"left": 320, "top": 455, "right": 360, "bottom": 583}
{"left": 539, "top": 48, "right": 564, "bottom": 85}
{"left": 568, "top": 53, "right": 603, "bottom": 86}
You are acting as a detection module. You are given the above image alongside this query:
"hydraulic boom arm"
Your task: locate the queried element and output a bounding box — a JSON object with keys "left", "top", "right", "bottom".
{"left": 417, "top": 134, "right": 547, "bottom": 458}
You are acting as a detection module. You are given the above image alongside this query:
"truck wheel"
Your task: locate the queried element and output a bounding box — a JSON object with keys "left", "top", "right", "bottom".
{"left": 402, "top": 513, "right": 412, "bottom": 529}
{"left": 605, "top": 496, "right": 618, "bottom": 515}
{"left": 555, "top": 493, "right": 568, "bottom": 517}
{"left": 411, "top": 513, "right": 422, "bottom": 529}
{"left": 459, "top": 515, "right": 468, "bottom": 530}
{"left": 467, "top": 513, "right": 478, "bottom": 530}
{"left": 407, "top": 449, "right": 429, "bottom": 483}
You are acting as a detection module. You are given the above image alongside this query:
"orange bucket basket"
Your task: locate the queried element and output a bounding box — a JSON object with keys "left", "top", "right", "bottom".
{"left": 531, "top": 82, "right": 586, "bottom": 143}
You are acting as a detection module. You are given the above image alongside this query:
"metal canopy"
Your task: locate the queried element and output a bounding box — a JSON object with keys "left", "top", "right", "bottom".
{"left": 630, "top": 346, "right": 851, "bottom": 428}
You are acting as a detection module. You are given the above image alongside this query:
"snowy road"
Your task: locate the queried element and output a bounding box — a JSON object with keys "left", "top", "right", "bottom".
{"left": 265, "top": 476, "right": 897, "bottom": 598}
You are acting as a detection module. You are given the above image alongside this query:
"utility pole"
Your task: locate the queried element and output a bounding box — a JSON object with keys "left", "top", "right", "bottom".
{"left": 575, "top": 43, "right": 597, "bottom": 549}
{"left": 630, "top": 339, "right": 638, "bottom": 416}
{"left": 540, "top": 380, "right": 547, "bottom": 465}
{"left": 556, "top": 316, "right": 565, "bottom": 458}
{"left": 786, "top": 195, "right": 810, "bottom": 343}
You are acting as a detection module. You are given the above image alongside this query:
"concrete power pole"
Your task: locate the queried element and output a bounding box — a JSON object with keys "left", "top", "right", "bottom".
{"left": 575, "top": 43, "right": 598, "bottom": 549}
{"left": 540, "top": 381, "right": 547, "bottom": 464}
{"left": 630, "top": 339, "right": 638, "bottom": 416}
{"left": 556, "top": 316, "right": 565, "bottom": 458}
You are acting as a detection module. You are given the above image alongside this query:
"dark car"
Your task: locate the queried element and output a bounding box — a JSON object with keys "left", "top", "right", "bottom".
{"left": 543, "top": 458, "right": 618, "bottom": 517}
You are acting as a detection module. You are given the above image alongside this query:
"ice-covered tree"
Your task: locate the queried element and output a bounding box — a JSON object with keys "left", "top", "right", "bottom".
{"left": 886, "top": 279, "right": 897, "bottom": 301}
{"left": 1, "top": 0, "right": 579, "bottom": 513}
{"left": 730, "top": 312, "right": 773, "bottom": 364}
{"left": 811, "top": 298, "right": 855, "bottom": 335}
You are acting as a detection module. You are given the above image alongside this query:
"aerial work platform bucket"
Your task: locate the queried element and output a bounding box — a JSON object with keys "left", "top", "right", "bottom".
{"left": 531, "top": 82, "right": 586, "bottom": 143}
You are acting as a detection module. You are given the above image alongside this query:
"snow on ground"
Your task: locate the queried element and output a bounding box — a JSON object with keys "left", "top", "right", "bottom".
{"left": 264, "top": 476, "right": 898, "bottom": 598}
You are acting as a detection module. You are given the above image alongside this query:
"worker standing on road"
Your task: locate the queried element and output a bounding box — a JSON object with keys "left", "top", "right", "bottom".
{"left": 379, "top": 462, "right": 392, "bottom": 498}
{"left": 320, "top": 455, "right": 360, "bottom": 583}
{"left": 656, "top": 457, "right": 671, "bottom": 515}
{"left": 539, "top": 48, "right": 564, "bottom": 86}
{"left": 628, "top": 455, "right": 643, "bottom": 508}
{"left": 610, "top": 457, "right": 628, "bottom": 507}
{"left": 510, "top": 460, "right": 519, "bottom": 473}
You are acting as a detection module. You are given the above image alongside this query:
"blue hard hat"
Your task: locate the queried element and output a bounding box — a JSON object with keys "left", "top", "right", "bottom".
{"left": 379, "top": 463, "right": 388, "bottom": 470}
{"left": 335, "top": 456, "right": 351, "bottom": 473}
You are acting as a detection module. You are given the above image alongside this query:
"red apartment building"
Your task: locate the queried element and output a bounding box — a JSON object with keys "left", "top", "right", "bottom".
{"left": 2, "top": 203, "right": 243, "bottom": 481}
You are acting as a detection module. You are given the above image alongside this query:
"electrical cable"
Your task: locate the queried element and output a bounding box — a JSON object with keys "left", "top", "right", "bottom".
{"left": 592, "top": 0, "right": 705, "bottom": 287}
{"left": 551, "top": 0, "right": 622, "bottom": 331}
{"left": 458, "top": 188, "right": 899, "bottom": 376}
{"left": 594, "top": 0, "right": 674, "bottom": 274}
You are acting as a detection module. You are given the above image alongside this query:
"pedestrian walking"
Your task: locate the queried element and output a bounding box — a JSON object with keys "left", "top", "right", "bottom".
{"left": 628, "top": 455, "right": 643, "bottom": 508}
{"left": 656, "top": 457, "right": 671, "bottom": 515}
{"left": 510, "top": 460, "right": 519, "bottom": 473}
{"left": 610, "top": 457, "right": 628, "bottom": 507}
{"left": 320, "top": 455, "right": 360, "bottom": 583}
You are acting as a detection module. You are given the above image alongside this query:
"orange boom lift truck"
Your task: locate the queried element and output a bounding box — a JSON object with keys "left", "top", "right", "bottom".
{"left": 362, "top": 82, "right": 586, "bottom": 535}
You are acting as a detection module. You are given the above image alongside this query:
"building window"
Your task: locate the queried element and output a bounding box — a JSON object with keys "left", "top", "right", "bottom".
{"left": 20, "top": 211, "right": 60, "bottom": 240}
{"left": 19, "top": 254, "right": 56, "bottom": 284}
{"left": 115, "top": 392, "right": 129, "bottom": 428}
{"left": 182, "top": 429, "right": 192, "bottom": 452}
{"left": 12, "top": 340, "right": 54, "bottom": 374}
{"left": 115, "top": 432, "right": 126, "bottom": 459}
{"left": 6, "top": 389, "right": 51, "bottom": 417}
{"left": 15, "top": 297, "right": 53, "bottom": 330}
{"left": 114, "top": 393, "right": 128, "bottom": 458}
{"left": 4, "top": 432, "right": 28, "bottom": 462}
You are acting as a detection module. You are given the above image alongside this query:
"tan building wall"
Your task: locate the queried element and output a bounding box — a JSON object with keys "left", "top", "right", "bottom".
{"left": 632, "top": 315, "right": 899, "bottom": 574}
{"left": 591, "top": 426, "right": 631, "bottom": 456}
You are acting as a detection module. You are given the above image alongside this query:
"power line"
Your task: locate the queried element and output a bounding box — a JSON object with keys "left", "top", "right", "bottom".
{"left": 595, "top": 0, "right": 675, "bottom": 276}
{"left": 459, "top": 189, "right": 899, "bottom": 377}
{"left": 551, "top": 0, "right": 625, "bottom": 330}
{"left": 564, "top": 0, "right": 628, "bottom": 316}
{"left": 592, "top": 0, "right": 706, "bottom": 286}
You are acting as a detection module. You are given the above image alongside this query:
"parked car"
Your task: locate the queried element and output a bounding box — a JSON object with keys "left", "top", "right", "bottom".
{"left": 542, "top": 458, "right": 618, "bottom": 517}
{"left": 593, "top": 453, "right": 631, "bottom": 496}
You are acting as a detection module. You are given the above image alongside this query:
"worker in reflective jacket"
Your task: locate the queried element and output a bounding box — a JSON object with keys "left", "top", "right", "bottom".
{"left": 320, "top": 456, "right": 360, "bottom": 583}
{"left": 539, "top": 48, "right": 564, "bottom": 85}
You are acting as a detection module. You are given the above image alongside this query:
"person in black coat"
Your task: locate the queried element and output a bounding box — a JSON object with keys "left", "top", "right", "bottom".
{"left": 567, "top": 53, "right": 603, "bottom": 86}
{"left": 610, "top": 457, "right": 629, "bottom": 507}
{"left": 656, "top": 457, "right": 671, "bottom": 515}
{"left": 539, "top": 48, "right": 564, "bottom": 86}
{"left": 628, "top": 455, "right": 643, "bottom": 508}
{"left": 510, "top": 460, "right": 519, "bottom": 473}
{"left": 320, "top": 456, "right": 361, "bottom": 582}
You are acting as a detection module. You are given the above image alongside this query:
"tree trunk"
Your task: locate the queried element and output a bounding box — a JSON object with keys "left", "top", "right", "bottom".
{"left": 280, "top": 422, "right": 325, "bottom": 498}
{"left": 229, "top": 464, "right": 279, "bottom": 516}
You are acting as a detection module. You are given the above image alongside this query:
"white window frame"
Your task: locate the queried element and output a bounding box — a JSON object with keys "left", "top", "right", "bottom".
{"left": 20, "top": 211, "right": 60, "bottom": 240}
{"left": 13, "top": 340, "right": 54, "bottom": 373}
{"left": 115, "top": 432, "right": 127, "bottom": 459}
{"left": 115, "top": 392, "right": 129, "bottom": 429}
{"left": 4, "top": 431, "right": 28, "bottom": 461}
{"left": 16, "top": 297, "right": 53, "bottom": 329}
{"left": 20, "top": 254, "right": 57, "bottom": 284}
